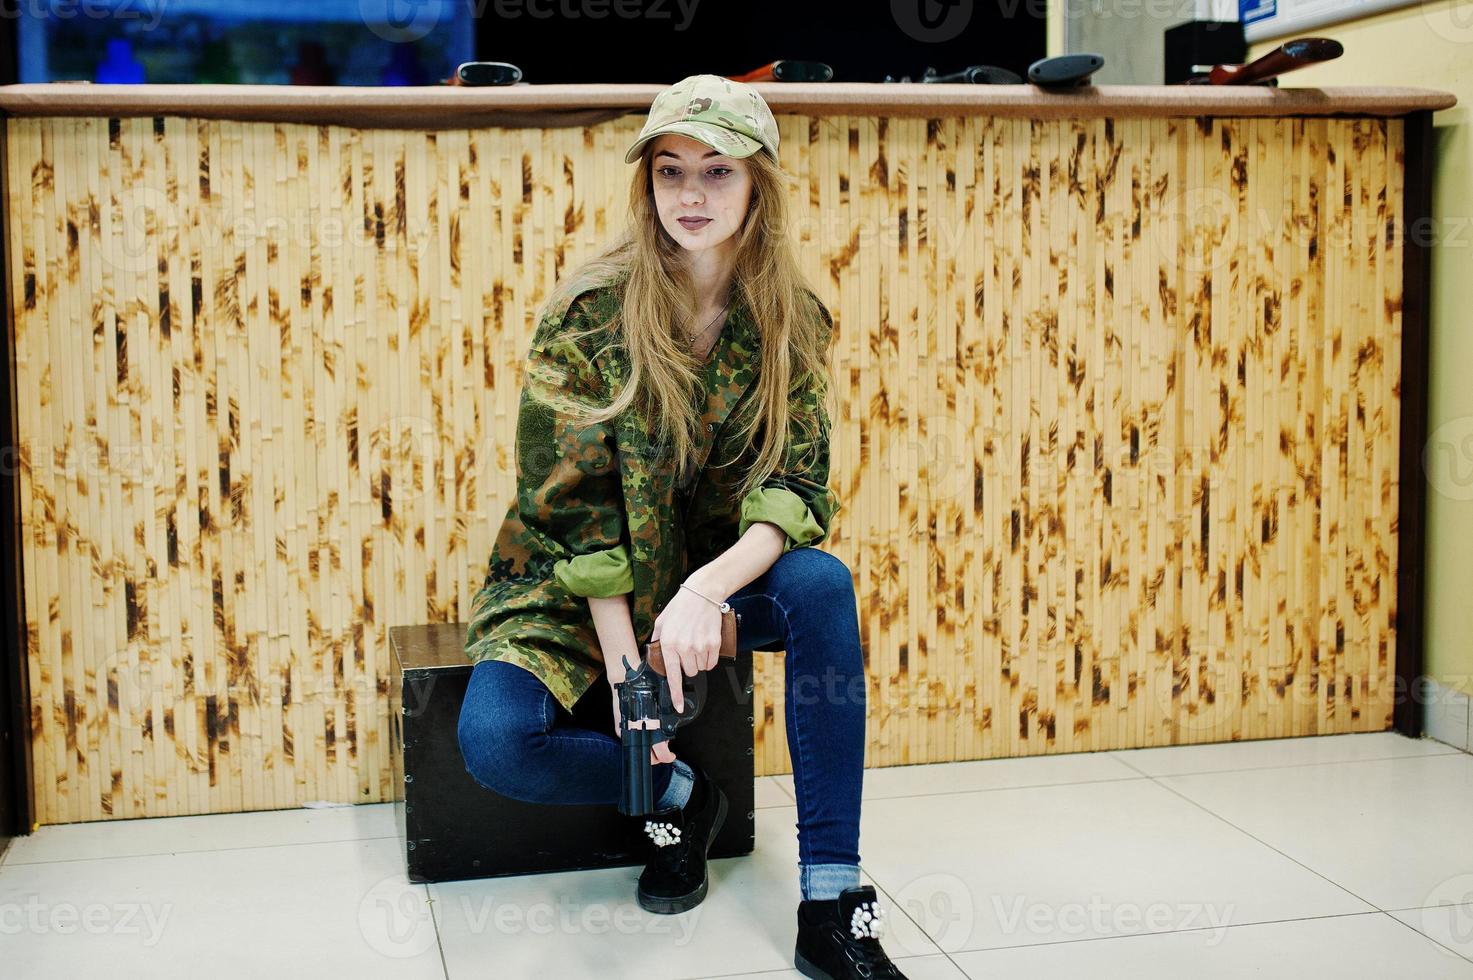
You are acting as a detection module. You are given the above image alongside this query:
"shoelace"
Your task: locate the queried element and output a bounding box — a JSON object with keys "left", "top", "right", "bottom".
{"left": 810, "top": 900, "right": 901, "bottom": 978}
{"left": 826, "top": 924, "right": 897, "bottom": 976}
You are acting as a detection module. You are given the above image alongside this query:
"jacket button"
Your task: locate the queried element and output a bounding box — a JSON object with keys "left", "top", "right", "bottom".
{"left": 706, "top": 422, "right": 716, "bottom": 432}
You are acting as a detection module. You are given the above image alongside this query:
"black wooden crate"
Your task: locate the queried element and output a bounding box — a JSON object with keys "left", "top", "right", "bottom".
{"left": 388, "top": 623, "right": 756, "bottom": 884}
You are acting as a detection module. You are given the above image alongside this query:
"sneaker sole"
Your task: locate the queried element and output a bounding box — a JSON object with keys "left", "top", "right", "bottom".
{"left": 793, "top": 949, "right": 830, "bottom": 979}
{"left": 636, "top": 783, "right": 728, "bottom": 915}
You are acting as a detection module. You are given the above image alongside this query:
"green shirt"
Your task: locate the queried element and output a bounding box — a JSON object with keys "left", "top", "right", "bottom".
{"left": 464, "top": 282, "right": 840, "bottom": 713}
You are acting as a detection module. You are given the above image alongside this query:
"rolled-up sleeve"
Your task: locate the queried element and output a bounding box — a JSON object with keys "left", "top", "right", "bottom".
{"left": 736, "top": 302, "right": 842, "bottom": 552}
{"left": 515, "top": 299, "right": 634, "bottom": 597}
{"left": 552, "top": 543, "right": 633, "bottom": 597}
{"left": 739, "top": 486, "right": 829, "bottom": 551}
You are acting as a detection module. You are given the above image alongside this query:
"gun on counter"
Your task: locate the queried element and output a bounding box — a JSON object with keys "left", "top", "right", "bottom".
{"left": 440, "top": 61, "right": 524, "bottom": 86}
{"left": 1182, "top": 37, "right": 1343, "bottom": 85}
{"left": 615, "top": 608, "right": 739, "bottom": 816}
{"left": 883, "top": 64, "right": 1023, "bottom": 84}
{"left": 729, "top": 60, "right": 834, "bottom": 83}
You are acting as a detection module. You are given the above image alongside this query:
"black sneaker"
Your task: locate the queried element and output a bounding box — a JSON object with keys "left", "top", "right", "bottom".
{"left": 795, "top": 885, "right": 909, "bottom": 979}
{"left": 635, "top": 763, "right": 728, "bottom": 914}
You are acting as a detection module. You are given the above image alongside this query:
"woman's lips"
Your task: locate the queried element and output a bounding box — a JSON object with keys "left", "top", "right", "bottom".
{"left": 677, "top": 217, "right": 711, "bottom": 229}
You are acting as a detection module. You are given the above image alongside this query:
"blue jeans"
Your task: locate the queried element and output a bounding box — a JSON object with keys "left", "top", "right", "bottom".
{"left": 457, "top": 546, "right": 866, "bottom": 899}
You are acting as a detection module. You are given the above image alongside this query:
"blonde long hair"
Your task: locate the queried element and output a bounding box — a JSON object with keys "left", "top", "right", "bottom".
{"left": 533, "top": 142, "right": 833, "bottom": 505}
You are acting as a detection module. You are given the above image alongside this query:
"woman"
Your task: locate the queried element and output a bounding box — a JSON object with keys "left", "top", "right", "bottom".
{"left": 457, "top": 74, "right": 906, "bottom": 980}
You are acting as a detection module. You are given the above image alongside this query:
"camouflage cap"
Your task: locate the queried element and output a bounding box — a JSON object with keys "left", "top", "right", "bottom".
{"left": 624, "top": 73, "right": 780, "bottom": 165}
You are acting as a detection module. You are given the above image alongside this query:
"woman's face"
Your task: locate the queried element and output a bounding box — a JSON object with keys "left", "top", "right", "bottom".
{"left": 648, "top": 133, "right": 753, "bottom": 255}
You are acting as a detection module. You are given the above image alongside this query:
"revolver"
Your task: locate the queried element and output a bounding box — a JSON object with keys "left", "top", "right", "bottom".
{"left": 614, "top": 617, "right": 738, "bottom": 816}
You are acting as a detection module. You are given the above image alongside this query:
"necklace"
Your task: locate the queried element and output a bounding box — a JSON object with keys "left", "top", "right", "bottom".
{"left": 686, "top": 294, "right": 731, "bottom": 351}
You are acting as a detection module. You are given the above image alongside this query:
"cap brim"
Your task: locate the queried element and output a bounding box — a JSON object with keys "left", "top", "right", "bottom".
{"left": 623, "top": 121, "right": 764, "bottom": 164}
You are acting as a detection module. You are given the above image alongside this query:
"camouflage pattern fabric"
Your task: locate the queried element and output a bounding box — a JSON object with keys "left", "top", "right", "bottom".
{"left": 623, "top": 73, "right": 781, "bottom": 163}
{"left": 464, "top": 283, "right": 840, "bottom": 714}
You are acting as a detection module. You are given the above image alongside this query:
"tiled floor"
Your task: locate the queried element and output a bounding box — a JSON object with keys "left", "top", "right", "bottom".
{"left": 3, "top": 732, "right": 1473, "bottom": 979}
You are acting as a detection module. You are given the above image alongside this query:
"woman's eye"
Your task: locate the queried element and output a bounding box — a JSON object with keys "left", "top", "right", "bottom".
{"left": 656, "top": 166, "right": 731, "bottom": 178}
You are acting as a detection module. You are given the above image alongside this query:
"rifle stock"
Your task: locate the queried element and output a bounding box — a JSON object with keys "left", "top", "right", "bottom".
{"left": 729, "top": 60, "right": 834, "bottom": 83}
{"left": 442, "top": 61, "right": 523, "bottom": 86}
{"left": 1188, "top": 37, "right": 1342, "bottom": 85}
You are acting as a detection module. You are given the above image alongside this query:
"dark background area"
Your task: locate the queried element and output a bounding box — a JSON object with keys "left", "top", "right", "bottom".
{"left": 2, "top": 0, "right": 1047, "bottom": 86}
{"left": 476, "top": 0, "right": 1046, "bottom": 84}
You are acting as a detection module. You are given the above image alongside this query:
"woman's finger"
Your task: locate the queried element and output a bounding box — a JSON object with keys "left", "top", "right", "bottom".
{"left": 682, "top": 647, "right": 704, "bottom": 683}
{"left": 665, "top": 650, "right": 685, "bottom": 713}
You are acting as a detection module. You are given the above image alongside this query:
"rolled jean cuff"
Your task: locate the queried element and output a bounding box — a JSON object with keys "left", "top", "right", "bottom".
{"left": 738, "top": 486, "right": 825, "bottom": 553}
{"left": 552, "top": 544, "right": 634, "bottom": 597}
{"left": 800, "top": 861, "right": 862, "bottom": 902}
{"left": 655, "top": 757, "right": 694, "bottom": 812}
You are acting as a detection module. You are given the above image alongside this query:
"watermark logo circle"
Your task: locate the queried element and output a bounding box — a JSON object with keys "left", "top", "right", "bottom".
{"left": 891, "top": 0, "right": 975, "bottom": 43}
{"left": 1416, "top": 873, "right": 1473, "bottom": 954}
{"left": 1422, "top": 415, "right": 1473, "bottom": 501}
{"left": 1420, "top": 0, "right": 1473, "bottom": 44}
{"left": 876, "top": 409, "right": 975, "bottom": 513}
{"left": 360, "top": 0, "right": 446, "bottom": 43}
{"left": 109, "top": 185, "right": 176, "bottom": 278}
{"left": 892, "top": 871, "right": 975, "bottom": 952}
{"left": 357, "top": 874, "right": 438, "bottom": 958}
{"left": 363, "top": 414, "right": 442, "bottom": 506}
{"left": 1153, "top": 185, "right": 1241, "bottom": 277}
{"left": 1146, "top": 642, "right": 1244, "bottom": 739}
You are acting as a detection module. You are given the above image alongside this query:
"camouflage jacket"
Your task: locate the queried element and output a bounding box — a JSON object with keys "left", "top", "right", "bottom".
{"left": 464, "top": 283, "right": 841, "bottom": 714}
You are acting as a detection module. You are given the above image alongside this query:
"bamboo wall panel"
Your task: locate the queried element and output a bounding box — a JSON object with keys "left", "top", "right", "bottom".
{"left": 4, "top": 111, "right": 1404, "bottom": 823}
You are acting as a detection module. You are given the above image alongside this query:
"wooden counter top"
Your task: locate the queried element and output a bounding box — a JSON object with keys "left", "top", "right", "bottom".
{"left": 0, "top": 82, "right": 1455, "bottom": 128}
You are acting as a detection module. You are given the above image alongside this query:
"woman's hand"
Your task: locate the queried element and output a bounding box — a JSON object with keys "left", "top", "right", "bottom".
{"left": 609, "top": 663, "right": 676, "bottom": 765}
{"left": 649, "top": 584, "right": 725, "bottom": 714}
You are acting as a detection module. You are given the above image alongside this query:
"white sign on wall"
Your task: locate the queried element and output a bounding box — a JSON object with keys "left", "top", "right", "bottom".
{"left": 1236, "top": 0, "right": 1420, "bottom": 41}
